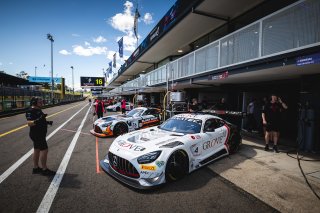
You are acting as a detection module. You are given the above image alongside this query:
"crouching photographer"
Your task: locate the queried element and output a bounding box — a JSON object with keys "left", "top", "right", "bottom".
{"left": 26, "top": 97, "right": 55, "bottom": 176}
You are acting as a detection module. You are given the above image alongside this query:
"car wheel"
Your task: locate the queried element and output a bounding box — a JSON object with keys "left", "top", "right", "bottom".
{"left": 165, "top": 150, "right": 188, "bottom": 182}
{"left": 228, "top": 131, "right": 241, "bottom": 154}
{"left": 113, "top": 123, "right": 128, "bottom": 136}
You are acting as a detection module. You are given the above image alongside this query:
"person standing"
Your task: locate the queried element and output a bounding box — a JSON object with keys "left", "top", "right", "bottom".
{"left": 262, "top": 95, "right": 288, "bottom": 152}
{"left": 26, "top": 97, "right": 55, "bottom": 176}
{"left": 215, "top": 98, "right": 228, "bottom": 110}
{"left": 189, "top": 98, "right": 199, "bottom": 112}
{"left": 95, "top": 99, "right": 105, "bottom": 118}
{"left": 121, "top": 98, "right": 126, "bottom": 114}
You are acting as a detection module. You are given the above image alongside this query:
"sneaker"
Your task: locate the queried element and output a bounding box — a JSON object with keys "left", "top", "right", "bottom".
{"left": 273, "top": 145, "right": 279, "bottom": 153}
{"left": 42, "top": 169, "right": 56, "bottom": 176}
{"left": 32, "top": 167, "right": 43, "bottom": 174}
{"left": 264, "top": 144, "right": 269, "bottom": 151}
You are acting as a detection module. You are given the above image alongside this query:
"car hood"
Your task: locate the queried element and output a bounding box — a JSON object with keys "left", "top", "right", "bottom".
{"left": 109, "top": 127, "right": 186, "bottom": 158}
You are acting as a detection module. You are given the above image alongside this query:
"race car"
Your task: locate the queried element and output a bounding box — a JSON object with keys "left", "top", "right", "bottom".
{"left": 106, "top": 102, "right": 133, "bottom": 112}
{"left": 90, "top": 107, "right": 161, "bottom": 137}
{"left": 100, "top": 113, "right": 241, "bottom": 189}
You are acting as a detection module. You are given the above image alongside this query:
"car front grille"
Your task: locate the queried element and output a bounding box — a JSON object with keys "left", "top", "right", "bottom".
{"left": 94, "top": 125, "right": 102, "bottom": 133}
{"left": 108, "top": 152, "right": 140, "bottom": 178}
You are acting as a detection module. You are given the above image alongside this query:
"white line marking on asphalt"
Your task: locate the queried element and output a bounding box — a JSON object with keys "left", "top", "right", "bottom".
{"left": 37, "top": 104, "right": 91, "bottom": 213}
{"left": 0, "top": 103, "right": 89, "bottom": 185}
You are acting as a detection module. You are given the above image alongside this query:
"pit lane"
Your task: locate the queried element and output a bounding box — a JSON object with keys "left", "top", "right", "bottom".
{"left": 0, "top": 100, "right": 277, "bottom": 212}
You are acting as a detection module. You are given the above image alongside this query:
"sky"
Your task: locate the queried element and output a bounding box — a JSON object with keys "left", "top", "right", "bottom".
{"left": 0, "top": 0, "right": 176, "bottom": 90}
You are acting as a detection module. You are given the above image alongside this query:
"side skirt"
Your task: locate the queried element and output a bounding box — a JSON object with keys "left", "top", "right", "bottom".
{"left": 199, "top": 148, "right": 228, "bottom": 166}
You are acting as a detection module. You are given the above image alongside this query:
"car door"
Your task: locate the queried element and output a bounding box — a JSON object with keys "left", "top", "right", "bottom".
{"left": 200, "top": 118, "right": 227, "bottom": 160}
{"left": 140, "top": 109, "right": 160, "bottom": 128}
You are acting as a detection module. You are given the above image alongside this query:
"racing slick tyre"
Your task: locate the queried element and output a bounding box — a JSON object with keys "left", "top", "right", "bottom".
{"left": 113, "top": 123, "right": 128, "bottom": 136}
{"left": 165, "top": 150, "right": 188, "bottom": 182}
{"left": 227, "top": 131, "right": 241, "bottom": 154}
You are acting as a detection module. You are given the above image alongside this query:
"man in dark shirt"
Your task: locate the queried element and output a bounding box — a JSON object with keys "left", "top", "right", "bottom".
{"left": 215, "top": 98, "right": 227, "bottom": 110}
{"left": 95, "top": 99, "right": 105, "bottom": 118}
{"left": 189, "top": 98, "right": 199, "bottom": 112}
{"left": 262, "top": 95, "right": 288, "bottom": 152}
{"left": 26, "top": 97, "right": 55, "bottom": 176}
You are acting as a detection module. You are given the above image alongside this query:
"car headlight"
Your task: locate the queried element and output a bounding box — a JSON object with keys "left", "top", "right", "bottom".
{"left": 137, "top": 151, "right": 161, "bottom": 164}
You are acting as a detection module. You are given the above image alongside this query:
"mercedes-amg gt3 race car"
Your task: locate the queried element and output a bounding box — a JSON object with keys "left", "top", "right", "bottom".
{"left": 100, "top": 113, "right": 241, "bottom": 189}
{"left": 90, "top": 107, "right": 161, "bottom": 137}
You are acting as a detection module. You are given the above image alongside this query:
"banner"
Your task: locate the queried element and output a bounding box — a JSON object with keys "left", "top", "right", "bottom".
{"left": 118, "top": 37, "right": 123, "bottom": 58}
{"left": 28, "top": 76, "right": 61, "bottom": 83}
{"left": 134, "top": 7, "right": 140, "bottom": 39}
{"left": 113, "top": 53, "right": 116, "bottom": 68}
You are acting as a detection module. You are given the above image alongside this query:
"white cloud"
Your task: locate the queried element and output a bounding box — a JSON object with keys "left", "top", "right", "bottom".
{"left": 59, "top": 50, "right": 72, "bottom": 55}
{"left": 84, "top": 41, "right": 91, "bottom": 46}
{"left": 143, "top": 13, "right": 153, "bottom": 24}
{"left": 109, "top": 1, "right": 134, "bottom": 33}
{"left": 73, "top": 45, "right": 107, "bottom": 56}
{"left": 116, "top": 32, "right": 138, "bottom": 52}
{"left": 0, "top": 62, "right": 2, "bottom": 66}
{"left": 107, "top": 51, "right": 117, "bottom": 60}
{"left": 93, "top": 36, "right": 107, "bottom": 43}
{"left": 109, "top": 1, "right": 154, "bottom": 54}
{"left": 9, "top": 62, "right": 13, "bottom": 65}
{"left": 72, "top": 33, "right": 80, "bottom": 37}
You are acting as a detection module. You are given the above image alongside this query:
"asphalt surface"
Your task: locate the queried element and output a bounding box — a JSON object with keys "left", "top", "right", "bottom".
{"left": 0, "top": 100, "right": 278, "bottom": 213}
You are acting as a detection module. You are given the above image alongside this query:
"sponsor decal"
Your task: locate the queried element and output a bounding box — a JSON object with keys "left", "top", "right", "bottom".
{"left": 117, "top": 141, "right": 146, "bottom": 151}
{"left": 208, "top": 71, "right": 229, "bottom": 81}
{"left": 191, "top": 135, "right": 195, "bottom": 140}
{"left": 141, "top": 165, "right": 156, "bottom": 171}
{"left": 150, "top": 26, "right": 160, "bottom": 42}
{"left": 140, "top": 171, "right": 150, "bottom": 175}
{"left": 195, "top": 135, "right": 201, "bottom": 139}
{"left": 203, "top": 135, "right": 224, "bottom": 150}
{"left": 156, "top": 161, "right": 165, "bottom": 168}
{"left": 172, "top": 116, "right": 202, "bottom": 125}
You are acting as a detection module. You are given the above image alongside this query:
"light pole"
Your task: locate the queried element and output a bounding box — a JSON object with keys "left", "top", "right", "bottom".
{"left": 70, "top": 66, "right": 74, "bottom": 94}
{"left": 34, "top": 66, "right": 37, "bottom": 78}
{"left": 47, "top": 33, "right": 54, "bottom": 103}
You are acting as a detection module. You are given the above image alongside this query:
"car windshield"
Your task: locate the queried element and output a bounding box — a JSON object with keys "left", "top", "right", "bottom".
{"left": 126, "top": 109, "right": 144, "bottom": 117}
{"left": 101, "top": 117, "right": 115, "bottom": 122}
{"left": 159, "top": 117, "right": 202, "bottom": 134}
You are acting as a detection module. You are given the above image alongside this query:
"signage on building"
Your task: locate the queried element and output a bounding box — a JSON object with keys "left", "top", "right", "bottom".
{"left": 208, "top": 71, "right": 229, "bottom": 80}
{"left": 28, "top": 76, "right": 61, "bottom": 83}
{"left": 91, "top": 88, "right": 103, "bottom": 94}
{"left": 296, "top": 53, "right": 320, "bottom": 66}
{"left": 80, "top": 77, "right": 105, "bottom": 87}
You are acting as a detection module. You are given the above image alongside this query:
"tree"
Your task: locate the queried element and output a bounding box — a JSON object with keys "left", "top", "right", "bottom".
{"left": 16, "top": 71, "right": 29, "bottom": 79}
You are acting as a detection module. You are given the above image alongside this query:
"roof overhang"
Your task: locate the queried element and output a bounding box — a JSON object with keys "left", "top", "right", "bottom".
{"left": 110, "top": 0, "right": 265, "bottom": 86}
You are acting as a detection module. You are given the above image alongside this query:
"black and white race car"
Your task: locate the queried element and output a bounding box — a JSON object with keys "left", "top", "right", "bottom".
{"left": 90, "top": 107, "right": 161, "bottom": 137}
{"left": 100, "top": 113, "right": 241, "bottom": 189}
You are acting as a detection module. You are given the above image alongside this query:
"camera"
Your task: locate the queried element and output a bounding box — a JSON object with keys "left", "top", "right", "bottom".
{"left": 47, "top": 121, "right": 53, "bottom": 126}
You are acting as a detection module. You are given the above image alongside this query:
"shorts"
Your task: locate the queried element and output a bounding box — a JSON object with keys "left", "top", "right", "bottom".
{"left": 30, "top": 134, "right": 48, "bottom": 150}
{"left": 265, "top": 122, "right": 280, "bottom": 132}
